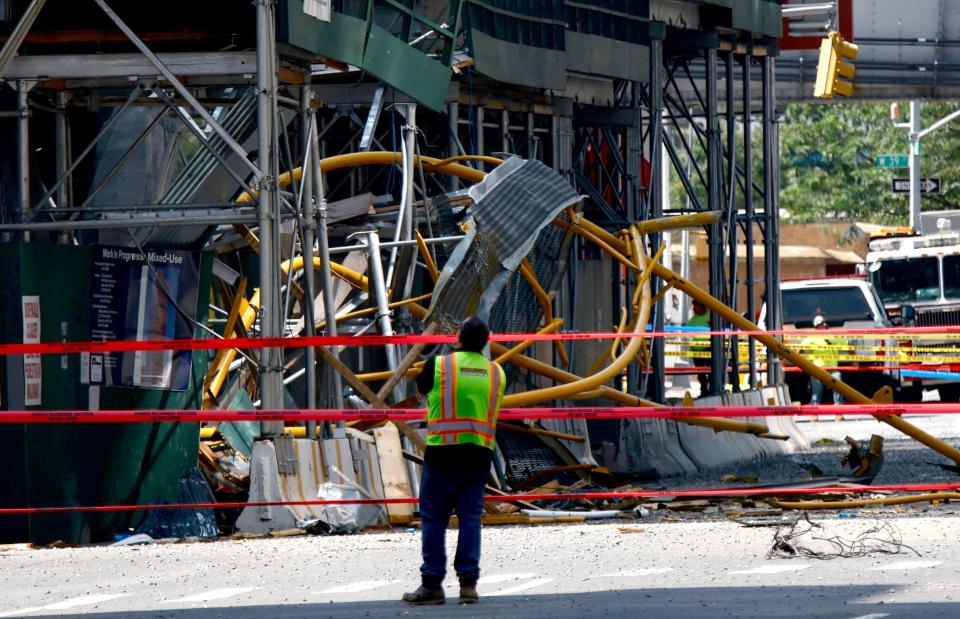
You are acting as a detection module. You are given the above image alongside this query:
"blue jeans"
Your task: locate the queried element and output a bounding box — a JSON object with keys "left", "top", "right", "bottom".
{"left": 419, "top": 463, "right": 488, "bottom": 583}
{"left": 810, "top": 371, "right": 844, "bottom": 405}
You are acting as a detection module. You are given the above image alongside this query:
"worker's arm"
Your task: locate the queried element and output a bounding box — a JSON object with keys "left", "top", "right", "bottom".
{"left": 416, "top": 355, "right": 437, "bottom": 395}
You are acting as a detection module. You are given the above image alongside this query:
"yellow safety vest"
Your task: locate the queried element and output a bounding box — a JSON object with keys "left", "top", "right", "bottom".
{"left": 426, "top": 351, "right": 506, "bottom": 450}
{"left": 687, "top": 311, "right": 711, "bottom": 352}
{"left": 800, "top": 334, "right": 832, "bottom": 368}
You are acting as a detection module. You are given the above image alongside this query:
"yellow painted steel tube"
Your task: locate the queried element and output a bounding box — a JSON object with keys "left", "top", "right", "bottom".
{"left": 587, "top": 308, "right": 628, "bottom": 377}
{"left": 204, "top": 290, "right": 260, "bottom": 406}
{"left": 364, "top": 255, "right": 770, "bottom": 436}
{"left": 632, "top": 210, "right": 724, "bottom": 235}
{"left": 430, "top": 155, "right": 505, "bottom": 167}
{"left": 237, "top": 151, "right": 489, "bottom": 203}
{"left": 499, "top": 227, "right": 651, "bottom": 406}
{"left": 494, "top": 317, "right": 565, "bottom": 366}
{"left": 409, "top": 300, "right": 768, "bottom": 434}
{"left": 205, "top": 256, "right": 371, "bottom": 403}
{"left": 519, "top": 258, "right": 568, "bottom": 366}
{"left": 648, "top": 260, "right": 960, "bottom": 465}
{"left": 768, "top": 493, "right": 960, "bottom": 510}
{"left": 415, "top": 230, "right": 439, "bottom": 284}
{"left": 559, "top": 220, "right": 639, "bottom": 273}
{"left": 317, "top": 292, "right": 433, "bottom": 330}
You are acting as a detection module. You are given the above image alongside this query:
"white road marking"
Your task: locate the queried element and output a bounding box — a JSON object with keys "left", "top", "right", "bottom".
{"left": 479, "top": 573, "right": 538, "bottom": 585}
{"left": 848, "top": 614, "right": 890, "bottom": 619}
{"left": 0, "top": 607, "right": 43, "bottom": 617}
{"left": 486, "top": 577, "right": 554, "bottom": 597}
{"left": 165, "top": 588, "right": 257, "bottom": 603}
{"left": 442, "top": 573, "right": 539, "bottom": 592}
{"left": 731, "top": 564, "right": 812, "bottom": 575}
{"left": 44, "top": 594, "right": 127, "bottom": 610}
{"left": 867, "top": 560, "right": 941, "bottom": 571}
{"left": 592, "top": 568, "right": 673, "bottom": 578}
{"left": 317, "top": 580, "right": 399, "bottom": 594}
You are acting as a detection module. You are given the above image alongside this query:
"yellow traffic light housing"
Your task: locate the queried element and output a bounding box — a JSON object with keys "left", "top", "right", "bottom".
{"left": 813, "top": 31, "right": 859, "bottom": 98}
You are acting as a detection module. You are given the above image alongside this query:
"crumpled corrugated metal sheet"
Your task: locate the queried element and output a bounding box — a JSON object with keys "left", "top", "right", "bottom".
{"left": 426, "top": 157, "right": 580, "bottom": 330}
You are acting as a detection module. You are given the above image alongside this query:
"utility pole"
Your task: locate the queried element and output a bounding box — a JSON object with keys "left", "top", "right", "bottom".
{"left": 909, "top": 100, "right": 922, "bottom": 233}
{"left": 892, "top": 100, "right": 960, "bottom": 233}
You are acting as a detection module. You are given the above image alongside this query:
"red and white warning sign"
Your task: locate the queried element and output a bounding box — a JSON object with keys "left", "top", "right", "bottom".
{"left": 22, "top": 295, "right": 42, "bottom": 406}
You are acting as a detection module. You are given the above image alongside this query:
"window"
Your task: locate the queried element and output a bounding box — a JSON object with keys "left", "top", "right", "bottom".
{"left": 942, "top": 255, "right": 960, "bottom": 300}
{"left": 870, "top": 257, "right": 940, "bottom": 304}
{"left": 781, "top": 287, "right": 873, "bottom": 326}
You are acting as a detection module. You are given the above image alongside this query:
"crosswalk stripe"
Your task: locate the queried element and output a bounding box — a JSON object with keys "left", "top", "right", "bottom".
{"left": 0, "top": 607, "right": 43, "bottom": 617}
{"left": 593, "top": 568, "right": 673, "bottom": 578}
{"left": 316, "top": 580, "right": 399, "bottom": 594}
{"left": 867, "top": 560, "right": 941, "bottom": 571}
{"left": 44, "top": 594, "right": 127, "bottom": 610}
{"left": 486, "top": 578, "right": 554, "bottom": 597}
{"left": 165, "top": 588, "right": 256, "bottom": 603}
{"left": 731, "top": 564, "right": 811, "bottom": 575}
{"left": 479, "top": 573, "right": 538, "bottom": 585}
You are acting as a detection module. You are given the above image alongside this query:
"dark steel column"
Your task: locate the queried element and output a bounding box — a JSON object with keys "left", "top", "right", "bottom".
{"left": 742, "top": 54, "right": 758, "bottom": 389}
{"left": 648, "top": 30, "right": 666, "bottom": 402}
{"left": 762, "top": 55, "right": 783, "bottom": 385}
{"left": 725, "top": 52, "right": 740, "bottom": 392}
{"left": 626, "top": 84, "right": 642, "bottom": 396}
{"left": 706, "top": 48, "right": 725, "bottom": 396}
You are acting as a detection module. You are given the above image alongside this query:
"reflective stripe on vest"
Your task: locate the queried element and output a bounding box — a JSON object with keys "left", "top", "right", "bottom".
{"left": 429, "top": 419, "right": 496, "bottom": 438}
{"left": 441, "top": 354, "right": 456, "bottom": 420}
{"left": 487, "top": 359, "right": 501, "bottom": 418}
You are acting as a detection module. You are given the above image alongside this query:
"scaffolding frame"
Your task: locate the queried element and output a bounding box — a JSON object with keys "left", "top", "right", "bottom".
{"left": 0, "top": 6, "right": 784, "bottom": 412}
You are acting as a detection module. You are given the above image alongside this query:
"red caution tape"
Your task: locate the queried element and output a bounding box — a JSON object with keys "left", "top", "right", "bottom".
{"left": 1, "top": 403, "right": 958, "bottom": 424}
{"left": 2, "top": 482, "right": 958, "bottom": 515}
{"left": 4, "top": 324, "right": 960, "bottom": 357}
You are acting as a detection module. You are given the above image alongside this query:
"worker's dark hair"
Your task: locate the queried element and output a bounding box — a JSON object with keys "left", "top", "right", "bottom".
{"left": 458, "top": 316, "right": 490, "bottom": 352}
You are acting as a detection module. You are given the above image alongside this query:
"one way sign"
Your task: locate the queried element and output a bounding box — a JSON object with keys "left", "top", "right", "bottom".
{"left": 892, "top": 177, "right": 941, "bottom": 194}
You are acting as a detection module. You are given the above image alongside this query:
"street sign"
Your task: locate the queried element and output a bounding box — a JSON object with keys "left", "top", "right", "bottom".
{"left": 891, "top": 177, "right": 941, "bottom": 194}
{"left": 876, "top": 154, "right": 909, "bottom": 168}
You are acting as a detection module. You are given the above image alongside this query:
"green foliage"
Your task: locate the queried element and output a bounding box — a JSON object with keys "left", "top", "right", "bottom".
{"left": 666, "top": 101, "right": 960, "bottom": 225}
{"left": 780, "top": 101, "right": 960, "bottom": 224}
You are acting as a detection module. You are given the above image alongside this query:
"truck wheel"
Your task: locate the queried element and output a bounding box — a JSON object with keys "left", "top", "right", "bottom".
{"left": 895, "top": 384, "right": 923, "bottom": 403}
{"left": 939, "top": 384, "right": 960, "bottom": 402}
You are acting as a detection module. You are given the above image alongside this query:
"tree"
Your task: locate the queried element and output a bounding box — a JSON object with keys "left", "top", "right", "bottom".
{"left": 665, "top": 101, "right": 960, "bottom": 226}
{"left": 780, "top": 101, "right": 960, "bottom": 224}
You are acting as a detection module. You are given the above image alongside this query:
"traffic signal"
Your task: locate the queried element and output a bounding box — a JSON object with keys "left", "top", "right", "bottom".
{"left": 813, "top": 31, "right": 859, "bottom": 98}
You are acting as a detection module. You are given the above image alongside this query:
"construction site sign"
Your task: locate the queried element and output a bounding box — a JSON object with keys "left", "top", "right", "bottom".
{"left": 90, "top": 246, "right": 200, "bottom": 391}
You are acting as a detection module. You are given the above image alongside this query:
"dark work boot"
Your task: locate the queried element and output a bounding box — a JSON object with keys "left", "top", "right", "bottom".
{"left": 459, "top": 577, "right": 479, "bottom": 604}
{"left": 402, "top": 577, "right": 445, "bottom": 605}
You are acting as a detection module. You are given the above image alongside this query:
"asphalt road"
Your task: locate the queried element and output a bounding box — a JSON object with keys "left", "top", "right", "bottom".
{"left": 2, "top": 512, "right": 959, "bottom": 619}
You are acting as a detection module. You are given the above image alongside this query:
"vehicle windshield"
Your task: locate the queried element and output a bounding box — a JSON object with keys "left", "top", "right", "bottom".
{"left": 943, "top": 255, "right": 960, "bottom": 300}
{"left": 781, "top": 287, "right": 874, "bottom": 326}
{"left": 870, "top": 257, "right": 940, "bottom": 304}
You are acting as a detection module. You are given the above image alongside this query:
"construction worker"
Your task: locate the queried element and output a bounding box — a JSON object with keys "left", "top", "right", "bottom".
{"left": 801, "top": 315, "right": 845, "bottom": 416}
{"left": 687, "top": 299, "right": 712, "bottom": 396}
{"left": 402, "top": 316, "right": 506, "bottom": 606}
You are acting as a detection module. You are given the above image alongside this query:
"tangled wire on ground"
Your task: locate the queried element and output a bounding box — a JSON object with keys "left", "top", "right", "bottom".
{"left": 770, "top": 513, "right": 921, "bottom": 560}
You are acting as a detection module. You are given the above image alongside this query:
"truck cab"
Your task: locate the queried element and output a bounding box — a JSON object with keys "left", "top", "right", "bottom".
{"left": 866, "top": 232, "right": 960, "bottom": 323}
{"left": 866, "top": 232, "right": 960, "bottom": 400}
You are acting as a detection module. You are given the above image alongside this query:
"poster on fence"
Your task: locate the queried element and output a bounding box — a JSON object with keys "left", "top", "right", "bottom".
{"left": 90, "top": 246, "right": 200, "bottom": 391}
{"left": 22, "top": 295, "right": 42, "bottom": 406}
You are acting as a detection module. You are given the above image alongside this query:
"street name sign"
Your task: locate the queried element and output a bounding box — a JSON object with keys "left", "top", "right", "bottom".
{"left": 876, "top": 154, "right": 909, "bottom": 168}
{"left": 891, "top": 177, "right": 941, "bottom": 194}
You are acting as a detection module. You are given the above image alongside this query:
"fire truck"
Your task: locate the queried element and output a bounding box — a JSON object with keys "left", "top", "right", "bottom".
{"left": 865, "top": 229, "right": 960, "bottom": 401}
